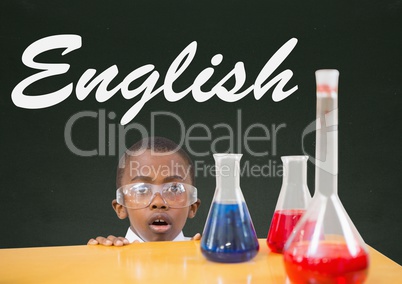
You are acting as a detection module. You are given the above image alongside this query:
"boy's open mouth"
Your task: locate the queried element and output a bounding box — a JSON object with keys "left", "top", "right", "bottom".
{"left": 148, "top": 215, "right": 172, "bottom": 233}
{"left": 152, "top": 219, "right": 168, "bottom": 226}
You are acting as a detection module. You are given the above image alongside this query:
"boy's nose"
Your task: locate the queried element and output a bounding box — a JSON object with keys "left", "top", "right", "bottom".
{"left": 150, "top": 193, "right": 168, "bottom": 210}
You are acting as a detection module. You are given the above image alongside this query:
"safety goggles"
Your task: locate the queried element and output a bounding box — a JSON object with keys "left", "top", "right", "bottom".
{"left": 116, "top": 182, "right": 198, "bottom": 209}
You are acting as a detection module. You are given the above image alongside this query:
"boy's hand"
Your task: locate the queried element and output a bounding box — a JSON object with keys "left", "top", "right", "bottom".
{"left": 87, "top": 235, "right": 131, "bottom": 246}
{"left": 191, "top": 233, "right": 201, "bottom": 240}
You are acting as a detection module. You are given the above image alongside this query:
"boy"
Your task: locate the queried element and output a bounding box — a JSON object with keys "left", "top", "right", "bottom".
{"left": 88, "top": 137, "right": 201, "bottom": 246}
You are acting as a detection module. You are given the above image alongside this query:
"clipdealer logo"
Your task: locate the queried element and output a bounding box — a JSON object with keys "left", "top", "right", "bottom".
{"left": 63, "top": 109, "right": 286, "bottom": 178}
{"left": 64, "top": 109, "right": 286, "bottom": 159}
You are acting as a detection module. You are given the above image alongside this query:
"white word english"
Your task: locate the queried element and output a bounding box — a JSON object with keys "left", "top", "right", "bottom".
{"left": 12, "top": 34, "right": 298, "bottom": 125}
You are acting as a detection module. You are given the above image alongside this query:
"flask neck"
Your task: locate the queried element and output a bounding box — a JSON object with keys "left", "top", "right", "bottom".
{"left": 315, "top": 70, "right": 339, "bottom": 197}
{"left": 213, "top": 154, "right": 243, "bottom": 202}
{"left": 276, "top": 156, "right": 311, "bottom": 210}
{"left": 282, "top": 156, "right": 308, "bottom": 187}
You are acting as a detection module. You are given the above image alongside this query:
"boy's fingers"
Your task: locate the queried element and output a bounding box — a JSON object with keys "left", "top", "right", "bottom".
{"left": 87, "top": 236, "right": 129, "bottom": 246}
{"left": 191, "top": 233, "right": 201, "bottom": 240}
{"left": 113, "top": 237, "right": 129, "bottom": 246}
{"left": 96, "top": 236, "right": 113, "bottom": 246}
{"left": 120, "top": 237, "right": 130, "bottom": 244}
{"left": 87, "top": 239, "right": 98, "bottom": 245}
{"left": 107, "top": 235, "right": 117, "bottom": 241}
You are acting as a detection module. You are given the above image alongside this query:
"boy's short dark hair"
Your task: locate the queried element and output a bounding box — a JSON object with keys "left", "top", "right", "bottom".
{"left": 116, "top": 137, "right": 195, "bottom": 188}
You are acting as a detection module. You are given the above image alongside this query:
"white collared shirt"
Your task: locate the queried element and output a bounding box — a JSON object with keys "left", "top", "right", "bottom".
{"left": 125, "top": 227, "right": 191, "bottom": 243}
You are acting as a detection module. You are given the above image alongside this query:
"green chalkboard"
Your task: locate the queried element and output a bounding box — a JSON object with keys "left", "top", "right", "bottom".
{"left": 1, "top": 0, "right": 401, "bottom": 265}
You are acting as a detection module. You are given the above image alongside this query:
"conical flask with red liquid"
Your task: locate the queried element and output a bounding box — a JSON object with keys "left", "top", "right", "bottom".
{"left": 201, "top": 154, "right": 259, "bottom": 263}
{"left": 283, "top": 70, "right": 370, "bottom": 284}
{"left": 267, "top": 156, "right": 311, "bottom": 253}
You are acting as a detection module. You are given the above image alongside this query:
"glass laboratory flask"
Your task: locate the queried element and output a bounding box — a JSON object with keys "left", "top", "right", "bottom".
{"left": 266, "top": 156, "right": 311, "bottom": 253}
{"left": 201, "top": 153, "right": 259, "bottom": 263}
{"left": 283, "top": 70, "right": 369, "bottom": 284}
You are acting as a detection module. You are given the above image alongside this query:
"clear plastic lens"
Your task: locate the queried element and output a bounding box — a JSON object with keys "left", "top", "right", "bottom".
{"left": 116, "top": 182, "right": 197, "bottom": 209}
{"left": 164, "top": 183, "right": 185, "bottom": 194}
{"left": 134, "top": 184, "right": 151, "bottom": 194}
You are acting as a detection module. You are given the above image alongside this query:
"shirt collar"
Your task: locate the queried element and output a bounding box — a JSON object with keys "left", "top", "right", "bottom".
{"left": 125, "top": 227, "right": 190, "bottom": 243}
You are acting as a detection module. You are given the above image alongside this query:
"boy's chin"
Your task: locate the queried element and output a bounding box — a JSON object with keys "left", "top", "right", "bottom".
{"left": 146, "top": 226, "right": 177, "bottom": 241}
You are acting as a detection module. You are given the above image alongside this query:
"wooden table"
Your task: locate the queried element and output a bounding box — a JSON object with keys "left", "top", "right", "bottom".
{"left": 0, "top": 239, "right": 401, "bottom": 283}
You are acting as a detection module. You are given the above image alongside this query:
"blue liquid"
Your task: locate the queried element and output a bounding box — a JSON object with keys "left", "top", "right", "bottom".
{"left": 201, "top": 202, "right": 259, "bottom": 263}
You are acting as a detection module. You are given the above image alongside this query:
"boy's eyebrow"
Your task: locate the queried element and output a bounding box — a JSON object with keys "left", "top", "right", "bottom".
{"left": 131, "top": 176, "right": 154, "bottom": 182}
{"left": 163, "top": 175, "right": 185, "bottom": 182}
{"left": 130, "top": 175, "right": 185, "bottom": 183}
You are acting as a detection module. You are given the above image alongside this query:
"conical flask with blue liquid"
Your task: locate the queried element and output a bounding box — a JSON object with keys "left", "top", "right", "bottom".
{"left": 201, "top": 154, "right": 259, "bottom": 263}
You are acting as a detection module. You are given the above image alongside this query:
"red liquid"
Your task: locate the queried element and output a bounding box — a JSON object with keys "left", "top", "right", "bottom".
{"left": 267, "top": 209, "right": 304, "bottom": 253}
{"left": 284, "top": 242, "right": 369, "bottom": 284}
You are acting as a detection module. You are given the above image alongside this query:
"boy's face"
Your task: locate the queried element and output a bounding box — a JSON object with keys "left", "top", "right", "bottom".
{"left": 113, "top": 149, "right": 200, "bottom": 242}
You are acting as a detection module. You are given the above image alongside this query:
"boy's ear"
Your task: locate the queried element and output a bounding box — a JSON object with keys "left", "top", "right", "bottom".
{"left": 187, "top": 199, "right": 201, "bottom": 219}
{"left": 112, "top": 199, "right": 128, "bottom": 219}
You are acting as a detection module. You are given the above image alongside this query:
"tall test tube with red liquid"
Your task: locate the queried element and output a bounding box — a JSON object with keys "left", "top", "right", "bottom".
{"left": 266, "top": 156, "right": 311, "bottom": 253}
{"left": 283, "top": 70, "right": 370, "bottom": 284}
